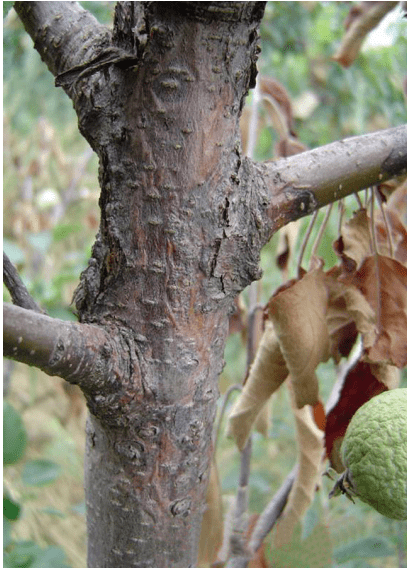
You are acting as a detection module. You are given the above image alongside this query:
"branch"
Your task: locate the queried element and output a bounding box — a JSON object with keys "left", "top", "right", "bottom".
{"left": 256, "top": 124, "right": 407, "bottom": 234}
{"left": 3, "top": 303, "right": 120, "bottom": 395}
{"left": 14, "top": 1, "right": 111, "bottom": 82}
{"left": 3, "top": 252, "right": 43, "bottom": 313}
{"left": 248, "top": 465, "right": 297, "bottom": 555}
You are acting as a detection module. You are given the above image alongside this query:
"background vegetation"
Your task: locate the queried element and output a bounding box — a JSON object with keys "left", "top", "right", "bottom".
{"left": 4, "top": 2, "right": 407, "bottom": 567}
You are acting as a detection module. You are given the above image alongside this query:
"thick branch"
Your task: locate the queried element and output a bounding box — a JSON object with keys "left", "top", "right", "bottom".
{"left": 256, "top": 124, "right": 407, "bottom": 234}
{"left": 3, "top": 303, "right": 122, "bottom": 395}
{"left": 3, "top": 252, "right": 43, "bottom": 313}
{"left": 14, "top": 1, "right": 111, "bottom": 82}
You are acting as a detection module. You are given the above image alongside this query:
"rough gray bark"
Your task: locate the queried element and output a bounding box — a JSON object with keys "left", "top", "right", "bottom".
{"left": 5, "top": 2, "right": 407, "bottom": 567}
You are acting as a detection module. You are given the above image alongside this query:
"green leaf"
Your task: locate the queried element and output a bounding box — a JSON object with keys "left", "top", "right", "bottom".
{"left": 334, "top": 536, "right": 394, "bottom": 563}
{"left": 21, "top": 459, "right": 62, "bottom": 487}
{"left": 3, "top": 401, "right": 27, "bottom": 465}
{"left": 3, "top": 494, "right": 21, "bottom": 521}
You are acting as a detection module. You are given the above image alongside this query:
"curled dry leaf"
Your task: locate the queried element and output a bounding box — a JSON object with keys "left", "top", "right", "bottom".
{"left": 198, "top": 457, "right": 223, "bottom": 565}
{"left": 348, "top": 255, "right": 407, "bottom": 367}
{"left": 324, "top": 269, "right": 377, "bottom": 360}
{"left": 335, "top": 201, "right": 407, "bottom": 269}
{"left": 229, "top": 295, "right": 248, "bottom": 338}
{"left": 275, "top": 221, "right": 301, "bottom": 273}
{"left": 333, "top": 209, "right": 372, "bottom": 273}
{"left": 273, "top": 380, "right": 325, "bottom": 547}
{"left": 268, "top": 267, "right": 331, "bottom": 408}
{"left": 253, "top": 401, "right": 271, "bottom": 440}
{"left": 333, "top": 2, "right": 398, "bottom": 67}
{"left": 375, "top": 186, "right": 407, "bottom": 264}
{"left": 226, "top": 322, "right": 288, "bottom": 451}
{"left": 259, "top": 76, "right": 294, "bottom": 135}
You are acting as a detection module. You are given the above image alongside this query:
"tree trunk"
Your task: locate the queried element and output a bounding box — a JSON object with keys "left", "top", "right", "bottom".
{"left": 7, "top": 2, "right": 407, "bottom": 567}
{"left": 13, "top": 2, "right": 267, "bottom": 566}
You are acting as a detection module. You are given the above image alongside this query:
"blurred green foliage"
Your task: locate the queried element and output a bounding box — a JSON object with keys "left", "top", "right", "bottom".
{"left": 3, "top": 402, "right": 70, "bottom": 568}
{"left": 3, "top": 2, "right": 407, "bottom": 567}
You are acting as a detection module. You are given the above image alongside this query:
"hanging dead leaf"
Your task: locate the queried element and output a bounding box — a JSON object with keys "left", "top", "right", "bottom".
{"left": 253, "top": 401, "right": 271, "bottom": 440}
{"left": 324, "top": 269, "right": 376, "bottom": 360}
{"left": 259, "top": 76, "right": 294, "bottom": 135}
{"left": 347, "top": 255, "right": 407, "bottom": 367}
{"left": 226, "top": 321, "right": 288, "bottom": 451}
{"left": 274, "top": 137, "right": 308, "bottom": 158}
{"left": 333, "top": 2, "right": 398, "bottom": 67}
{"left": 268, "top": 267, "right": 330, "bottom": 408}
{"left": 333, "top": 209, "right": 372, "bottom": 273}
{"left": 324, "top": 358, "right": 398, "bottom": 471}
{"left": 273, "top": 380, "right": 325, "bottom": 547}
{"left": 369, "top": 362, "right": 400, "bottom": 390}
{"left": 229, "top": 296, "right": 248, "bottom": 338}
{"left": 312, "top": 400, "right": 326, "bottom": 432}
{"left": 375, "top": 205, "right": 407, "bottom": 265}
{"left": 275, "top": 221, "right": 301, "bottom": 273}
{"left": 198, "top": 457, "right": 223, "bottom": 565}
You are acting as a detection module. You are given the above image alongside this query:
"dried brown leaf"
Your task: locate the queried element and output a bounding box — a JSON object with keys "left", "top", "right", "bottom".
{"left": 226, "top": 322, "right": 288, "bottom": 451}
{"left": 349, "top": 255, "right": 407, "bottom": 367}
{"left": 333, "top": 2, "right": 398, "bottom": 67}
{"left": 275, "top": 221, "right": 301, "bottom": 272}
{"left": 333, "top": 209, "right": 372, "bottom": 273}
{"left": 268, "top": 268, "right": 330, "bottom": 408}
{"left": 273, "top": 380, "right": 325, "bottom": 547}
{"left": 324, "top": 270, "right": 376, "bottom": 360}
{"left": 198, "top": 458, "right": 223, "bottom": 565}
{"left": 253, "top": 402, "right": 271, "bottom": 439}
{"left": 376, "top": 183, "right": 407, "bottom": 264}
{"left": 259, "top": 76, "right": 294, "bottom": 134}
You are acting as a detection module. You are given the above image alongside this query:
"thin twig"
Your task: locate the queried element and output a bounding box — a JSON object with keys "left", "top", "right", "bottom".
{"left": 364, "top": 187, "right": 370, "bottom": 208}
{"left": 353, "top": 191, "right": 363, "bottom": 209}
{"left": 310, "top": 203, "right": 333, "bottom": 260}
{"left": 374, "top": 186, "right": 394, "bottom": 258}
{"left": 3, "top": 252, "right": 44, "bottom": 313}
{"left": 248, "top": 465, "right": 298, "bottom": 554}
{"left": 297, "top": 210, "right": 318, "bottom": 277}
{"left": 370, "top": 188, "right": 382, "bottom": 334}
{"left": 214, "top": 384, "right": 242, "bottom": 452}
{"left": 225, "top": 439, "right": 252, "bottom": 568}
{"left": 337, "top": 199, "right": 345, "bottom": 235}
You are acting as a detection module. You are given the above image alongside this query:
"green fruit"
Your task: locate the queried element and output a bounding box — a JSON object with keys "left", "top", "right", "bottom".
{"left": 334, "top": 388, "right": 407, "bottom": 520}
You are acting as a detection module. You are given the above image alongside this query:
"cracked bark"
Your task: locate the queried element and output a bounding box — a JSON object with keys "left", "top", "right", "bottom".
{"left": 6, "top": 2, "right": 407, "bottom": 567}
